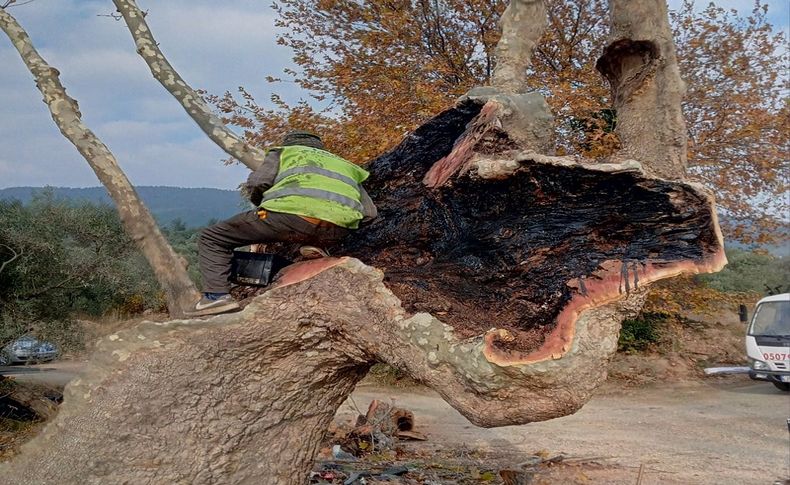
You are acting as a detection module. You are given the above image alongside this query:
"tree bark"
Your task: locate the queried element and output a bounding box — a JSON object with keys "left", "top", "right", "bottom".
{"left": 0, "top": 97, "right": 725, "bottom": 485}
{"left": 596, "top": 0, "right": 688, "bottom": 179}
{"left": 0, "top": 3, "right": 727, "bottom": 483}
{"left": 110, "top": 0, "right": 267, "bottom": 171}
{"left": 0, "top": 8, "right": 199, "bottom": 317}
{"left": 491, "top": 0, "right": 548, "bottom": 92}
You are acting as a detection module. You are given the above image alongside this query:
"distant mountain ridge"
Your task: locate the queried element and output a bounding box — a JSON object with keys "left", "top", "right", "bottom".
{"left": 0, "top": 186, "right": 249, "bottom": 228}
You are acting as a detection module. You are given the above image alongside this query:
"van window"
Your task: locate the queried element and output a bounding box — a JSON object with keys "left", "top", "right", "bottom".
{"left": 749, "top": 301, "right": 790, "bottom": 337}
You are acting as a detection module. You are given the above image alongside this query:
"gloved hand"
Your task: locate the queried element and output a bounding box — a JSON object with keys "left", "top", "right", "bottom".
{"left": 242, "top": 183, "right": 263, "bottom": 206}
{"left": 249, "top": 188, "right": 263, "bottom": 206}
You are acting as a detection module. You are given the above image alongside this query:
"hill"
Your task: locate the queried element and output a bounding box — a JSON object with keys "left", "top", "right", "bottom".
{"left": 0, "top": 186, "right": 249, "bottom": 228}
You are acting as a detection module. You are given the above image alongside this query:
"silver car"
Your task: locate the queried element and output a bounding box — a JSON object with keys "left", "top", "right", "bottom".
{"left": 0, "top": 336, "right": 59, "bottom": 365}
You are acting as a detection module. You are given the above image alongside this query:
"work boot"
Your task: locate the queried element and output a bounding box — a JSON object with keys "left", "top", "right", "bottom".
{"left": 190, "top": 293, "right": 240, "bottom": 316}
{"left": 299, "top": 246, "right": 330, "bottom": 259}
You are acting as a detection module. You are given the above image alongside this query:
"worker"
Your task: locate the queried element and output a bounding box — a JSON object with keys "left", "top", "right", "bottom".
{"left": 192, "top": 130, "right": 377, "bottom": 315}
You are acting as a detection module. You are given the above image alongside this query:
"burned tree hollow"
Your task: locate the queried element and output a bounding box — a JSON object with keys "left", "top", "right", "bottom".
{"left": 335, "top": 98, "right": 723, "bottom": 364}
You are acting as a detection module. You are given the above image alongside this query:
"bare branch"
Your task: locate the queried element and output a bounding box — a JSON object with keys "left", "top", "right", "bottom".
{"left": 96, "top": 12, "right": 123, "bottom": 21}
{"left": 2, "top": 0, "right": 36, "bottom": 8}
{"left": 0, "top": 244, "right": 19, "bottom": 274}
{"left": 0, "top": 7, "right": 200, "bottom": 315}
{"left": 111, "top": 0, "right": 267, "bottom": 170}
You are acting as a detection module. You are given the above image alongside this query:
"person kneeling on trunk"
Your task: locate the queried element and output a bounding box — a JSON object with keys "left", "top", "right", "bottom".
{"left": 192, "top": 131, "right": 377, "bottom": 315}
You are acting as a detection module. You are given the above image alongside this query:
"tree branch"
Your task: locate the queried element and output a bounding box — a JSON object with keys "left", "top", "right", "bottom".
{"left": 491, "top": 0, "right": 548, "bottom": 92}
{"left": 111, "top": 0, "right": 267, "bottom": 170}
{"left": 0, "top": 244, "right": 20, "bottom": 274}
{"left": 0, "top": 7, "right": 200, "bottom": 316}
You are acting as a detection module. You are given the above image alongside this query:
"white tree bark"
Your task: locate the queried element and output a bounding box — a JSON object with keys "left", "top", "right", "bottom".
{"left": 491, "top": 0, "right": 548, "bottom": 92}
{"left": 111, "top": 0, "right": 267, "bottom": 171}
{"left": 597, "top": 0, "right": 688, "bottom": 179}
{"left": 0, "top": 8, "right": 200, "bottom": 317}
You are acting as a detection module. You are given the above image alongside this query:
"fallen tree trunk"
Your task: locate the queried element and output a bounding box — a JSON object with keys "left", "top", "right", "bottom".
{"left": 1, "top": 95, "right": 725, "bottom": 484}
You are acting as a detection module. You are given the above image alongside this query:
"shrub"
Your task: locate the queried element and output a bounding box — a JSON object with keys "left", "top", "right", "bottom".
{"left": 0, "top": 194, "right": 199, "bottom": 352}
{"left": 618, "top": 313, "right": 664, "bottom": 352}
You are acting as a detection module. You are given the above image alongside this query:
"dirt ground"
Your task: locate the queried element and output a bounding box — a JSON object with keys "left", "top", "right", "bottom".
{"left": 3, "top": 357, "right": 789, "bottom": 484}
{"left": 333, "top": 377, "right": 790, "bottom": 484}
{"left": 3, "top": 286, "right": 780, "bottom": 483}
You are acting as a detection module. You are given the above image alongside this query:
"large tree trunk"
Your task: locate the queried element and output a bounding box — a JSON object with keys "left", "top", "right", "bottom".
{"left": 1, "top": 1, "right": 726, "bottom": 483}
{"left": 0, "top": 8, "right": 199, "bottom": 317}
{"left": 1, "top": 242, "right": 720, "bottom": 484}
{"left": 2, "top": 268, "right": 371, "bottom": 483}
{"left": 596, "top": 0, "right": 688, "bottom": 179}
{"left": 334, "top": 95, "right": 723, "bottom": 366}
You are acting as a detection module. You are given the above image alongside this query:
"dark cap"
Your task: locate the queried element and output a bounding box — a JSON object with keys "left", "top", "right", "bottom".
{"left": 282, "top": 130, "right": 324, "bottom": 149}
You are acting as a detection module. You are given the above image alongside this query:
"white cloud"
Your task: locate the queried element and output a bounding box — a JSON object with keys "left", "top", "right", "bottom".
{"left": 0, "top": 0, "right": 303, "bottom": 189}
{"left": 1, "top": 0, "right": 786, "bottom": 190}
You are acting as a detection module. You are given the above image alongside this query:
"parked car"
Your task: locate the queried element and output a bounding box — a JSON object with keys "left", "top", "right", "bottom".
{"left": 745, "top": 293, "right": 790, "bottom": 392}
{"left": 0, "top": 336, "right": 59, "bottom": 365}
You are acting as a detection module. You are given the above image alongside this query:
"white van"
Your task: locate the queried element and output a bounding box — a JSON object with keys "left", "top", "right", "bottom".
{"left": 746, "top": 293, "right": 790, "bottom": 391}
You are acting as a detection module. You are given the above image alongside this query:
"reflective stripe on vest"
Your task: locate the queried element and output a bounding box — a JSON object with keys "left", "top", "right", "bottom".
{"left": 273, "top": 166, "right": 360, "bottom": 188}
{"left": 260, "top": 187, "right": 364, "bottom": 213}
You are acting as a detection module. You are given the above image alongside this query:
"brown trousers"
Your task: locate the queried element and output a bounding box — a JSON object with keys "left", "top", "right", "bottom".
{"left": 197, "top": 210, "right": 348, "bottom": 293}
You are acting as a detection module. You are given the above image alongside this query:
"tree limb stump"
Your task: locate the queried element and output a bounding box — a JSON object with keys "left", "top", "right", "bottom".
{"left": 338, "top": 95, "right": 724, "bottom": 366}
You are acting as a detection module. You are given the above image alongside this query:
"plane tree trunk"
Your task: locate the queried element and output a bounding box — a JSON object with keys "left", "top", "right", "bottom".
{"left": 596, "top": 0, "right": 688, "bottom": 179}
{"left": 1, "top": 1, "right": 726, "bottom": 484}
{"left": 0, "top": 7, "right": 199, "bottom": 317}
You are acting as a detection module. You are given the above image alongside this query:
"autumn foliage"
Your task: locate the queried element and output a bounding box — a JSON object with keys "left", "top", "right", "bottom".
{"left": 208, "top": 0, "right": 788, "bottom": 243}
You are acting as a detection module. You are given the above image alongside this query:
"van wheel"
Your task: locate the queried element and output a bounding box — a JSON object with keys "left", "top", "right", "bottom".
{"left": 772, "top": 382, "right": 790, "bottom": 392}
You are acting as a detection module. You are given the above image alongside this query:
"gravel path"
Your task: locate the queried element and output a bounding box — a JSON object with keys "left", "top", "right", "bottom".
{"left": 5, "top": 361, "right": 788, "bottom": 483}
{"left": 342, "top": 376, "right": 790, "bottom": 484}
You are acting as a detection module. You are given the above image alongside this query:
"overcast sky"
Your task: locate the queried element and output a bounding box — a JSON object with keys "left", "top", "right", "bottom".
{"left": 1, "top": 0, "right": 787, "bottom": 189}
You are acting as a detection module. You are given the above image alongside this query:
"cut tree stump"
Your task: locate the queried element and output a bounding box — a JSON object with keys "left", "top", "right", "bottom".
{"left": 336, "top": 94, "right": 724, "bottom": 366}
{"left": 0, "top": 92, "right": 725, "bottom": 485}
